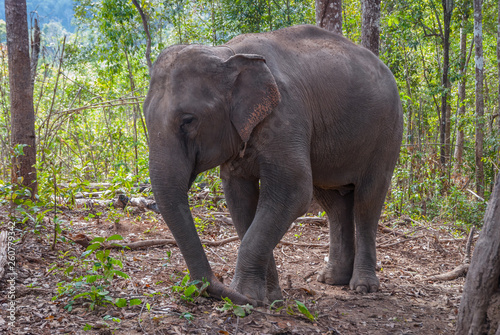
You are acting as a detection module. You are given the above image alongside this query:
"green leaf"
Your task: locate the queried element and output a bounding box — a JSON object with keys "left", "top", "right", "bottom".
{"left": 106, "top": 234, "right": 123, "bottom": 241}
{"left": 233, "top": 305, "right": 246, "bottom": 317}
{"left": 129, "top": 299, "right": 142, "bottom": 306}
{"left": 84, "top": 243, "right": 101, "bottom": 254}
{"left": 180, "top": 274, "right": 190, "bottom": 286}
{"left": 295, "top": 300, "right": 316, "bottom": 322}
{"left": 184, "top": 285, "right": 197, "bottom": 297}
{"left": 97, "top": 290, "right": 110, "bottom": 296}
{"left": 64, "top": 265, "right": 74, "bottom": 276}
{"left": 111, "top": 258, "right": 124, "bottom": 268}
{"left": 74, "top": 292, "right": 90, "bottom": 299}
{"left": 86, "top": 275, "right": 102, "bottom": 283}
{"left": 115, "top": 298, "right": 127, "bottom": 307}
{"left": 114, "top": 270, "right": 130, "bottom": 279}
{"left": 90, "top": 237, "right": 105, "bottom": 244}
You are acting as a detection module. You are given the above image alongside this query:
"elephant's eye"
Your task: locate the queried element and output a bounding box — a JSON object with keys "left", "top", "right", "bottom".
{"left": 181, "top": 114, "right": 194, "bottom": 127}
{"left": 180, "top": 114, "right": 195, "bottom": 131}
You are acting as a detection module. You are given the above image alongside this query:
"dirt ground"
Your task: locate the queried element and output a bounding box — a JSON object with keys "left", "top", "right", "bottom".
{"left": 0, "top": 195, "right": 472, "bottom": 334}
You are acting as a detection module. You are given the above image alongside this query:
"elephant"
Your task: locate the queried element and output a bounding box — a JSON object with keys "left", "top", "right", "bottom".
{"left": 144, "top": 24, "right": 403, "bottom": 306}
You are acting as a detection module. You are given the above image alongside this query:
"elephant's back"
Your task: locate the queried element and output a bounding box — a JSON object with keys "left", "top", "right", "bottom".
{"left": 227, "top": 25, "right": 403, "bottom": 188}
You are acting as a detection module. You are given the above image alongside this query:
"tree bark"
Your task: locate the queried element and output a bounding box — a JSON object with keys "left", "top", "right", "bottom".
{"left": 315, "top": 0, "right": 343, "bottom": 35}
{"left": 456, "top": 174, "right": 500, "bottom": 334}
{"left": 474, "top": 0, "right": 484, "bottom": 198}
{"left": 440, "top": 0, "right": 454, "bottom": 165}
{"left": 5, "top": 0, "right": 37, "bottom": 196}
{"left": 30, "top": 17, "right": 40, "bottom": 91}
{"left": 361, "top": 0, "right": 381, "bottom": 56}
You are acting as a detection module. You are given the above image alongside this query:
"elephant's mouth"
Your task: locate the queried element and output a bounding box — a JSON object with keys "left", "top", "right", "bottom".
{"left": 188, "top": 172, "right": 197, "bottom": 190}
{"left": 188, "top": 150, "right": 200, "bottom": 190}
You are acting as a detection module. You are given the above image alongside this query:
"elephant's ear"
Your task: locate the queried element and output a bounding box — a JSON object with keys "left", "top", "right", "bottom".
{"left": 225, "top": 54, "right": 281, "bottom": 142}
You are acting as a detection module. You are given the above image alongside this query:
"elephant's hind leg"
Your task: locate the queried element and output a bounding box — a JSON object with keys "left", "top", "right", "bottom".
{"left": 314, "top": 188, "right": 355, "bottom": 286}
{"left": 349, "top": 177, "right": 391, "bottom": 293}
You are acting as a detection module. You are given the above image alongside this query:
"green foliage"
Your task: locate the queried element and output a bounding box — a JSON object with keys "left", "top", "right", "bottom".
{"left": 171, "top": 273, "right": 210, "bottom": 303}
{"left": 285, "top": 300, "right": 317, "bottom": 322}
{"left": 52, "top": 234, "right": 140, "bottom": 311}
{"left": 386, "top": 146, "right": 487, "bottom": 225}
{"left": 217, "top": 297, "right": 254, "bottom": 317}
{"left": 293, "top": 300, "right": 317, "bottom": 322}
{"left": 0, "top": 144, "right": 48, "bottom": 231}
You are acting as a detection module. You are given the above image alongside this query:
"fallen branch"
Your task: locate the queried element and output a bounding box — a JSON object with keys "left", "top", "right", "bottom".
{"left": 114, "top": 195, "right": 159, "bottom": 213}
{"left": 427, "top": 263, "right": 469, "bottom": 281}
{"left": 378, "top": 235, "right": 423, "bottom": 249}
{"left": 279, "top": 240, "right": 329, "bottom": 248}
{"left": 71, "top": 233, "right": 330, "bottom": 251}
{"left": 426, "top": 227, "right": 476, "bottom": 281}
{"left": 74, "top": 195, "right": 159, "bottom": 213}
{"left": 71, "top": 236, "right": 241, "bottom": 250}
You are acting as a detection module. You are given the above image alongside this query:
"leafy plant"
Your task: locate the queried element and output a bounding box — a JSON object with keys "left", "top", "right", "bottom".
{"left": 171, "top": 273, "right": 209, "bottom": 303}
{"left": 294, "top": 300, "right": 317, "bottom": 322}
{"left": 217, "top": 297, "right": 253, "bottom": 317}
{"left": 52, "top": 234, "right": 139, "bottom": 311}
{"left": 285, "top": 300, "right": 317, "bottom": 322}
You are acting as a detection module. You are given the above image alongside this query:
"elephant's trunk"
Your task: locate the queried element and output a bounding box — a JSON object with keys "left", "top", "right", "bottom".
{"left": 148, "top": 145, "right": 251, "bottom": 305}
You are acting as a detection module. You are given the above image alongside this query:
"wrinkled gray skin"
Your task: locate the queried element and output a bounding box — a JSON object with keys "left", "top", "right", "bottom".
{"left": 144, "top": 25, "right": 403, "bottom": 306}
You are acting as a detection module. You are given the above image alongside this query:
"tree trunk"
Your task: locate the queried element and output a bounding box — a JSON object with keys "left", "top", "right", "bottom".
{"left": 5, "top": 0, "right": 37, "bottom": 196}
{"left": 30, "top": 17, "right": 40, "bottom": 91}
{"left": 315, "top": 0, "right": 343, "bottom": 35}
{"left": 361, "top": 0, "right": 381, "bottom": 56}
{"left": 454, "top": 18, "right": 468, "bottom": 170}
{"left": 440, "top": 0, "right": 454, "bottom": 165}
{"left": 456, "top": 174, "right": 500, "bottom": 334}
{"left": 474, "top": 0, "right": 484, "bottom": 198}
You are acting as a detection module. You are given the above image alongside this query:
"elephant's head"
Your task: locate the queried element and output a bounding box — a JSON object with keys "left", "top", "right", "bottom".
{"left": 143, "top": 45, "right": 280, "bottom": 303}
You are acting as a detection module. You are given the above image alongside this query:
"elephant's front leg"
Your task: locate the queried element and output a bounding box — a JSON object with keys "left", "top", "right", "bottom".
{"left": 221, "top": 169, "right": 283, "bottom": 303}
{"left": 229, "top": 167, "right": 313, "bottom": 305}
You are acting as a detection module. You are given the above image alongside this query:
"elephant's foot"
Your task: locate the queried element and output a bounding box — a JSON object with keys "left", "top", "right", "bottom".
{"left": 230, "top": 276, "right": 283, "bottom": 306}
{"left": 230, "top": 276, "right": 267, "bottom": 306}
{"left": 206, "top": 276, "right": 256, "bottom": 306}
{"left": 317, "top": 263, "right": 352, "bottom": 285}
{"left": 349, "top": 270, "right": 379, "bottom": 293}
{"left": 266, "top": 281, "right": 283, "bottom": 304}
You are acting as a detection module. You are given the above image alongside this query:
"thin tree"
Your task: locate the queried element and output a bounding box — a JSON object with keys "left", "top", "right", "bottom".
{"left": 316, "top": 0, "right": 343, "bottom": 34}
{"left": 5, "top": 0, "right": 37, "bottom": 196}
{"left": 131, "top": 0, "right": 152, "bottom": 72}
{"left": 440, "top": 0, "right": 454, "bottom": 165}
{"left": 474, "top": 0, "right": 484, "bottom": 198}
{"left": 361, "top": 0, "right": 381, "bottom": 56}
{"left": 454, "top": 2, "right": 472, "bottom": 170}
